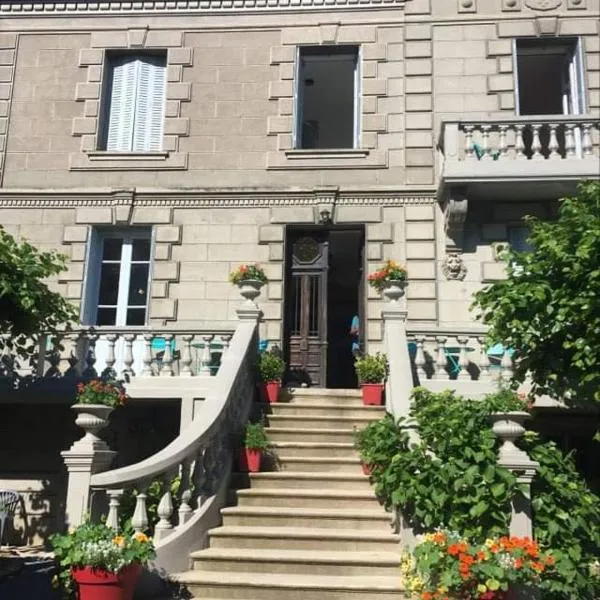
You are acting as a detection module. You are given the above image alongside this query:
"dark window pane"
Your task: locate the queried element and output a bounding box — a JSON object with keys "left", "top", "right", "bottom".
{"left": 128, "top": 264, "right": 149, "bottom": 306}
{"left": 132, "top": 238, "right": 151, "bottom": 261}
{"left": 126, "top": 308, "right": 146, "bottom": 326}
{"left": 97, "top": 308, "right": 117, "bottom": 326}
{"left": 102, "top": 238, "right": 123, "bottom": 260}
{"left": 98, "top": 263, "right": 120, "bottom": 305}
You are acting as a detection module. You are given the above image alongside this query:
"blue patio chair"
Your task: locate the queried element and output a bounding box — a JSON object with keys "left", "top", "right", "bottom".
{"left": 486, "top": 343, "right": 515, "bottom": 368}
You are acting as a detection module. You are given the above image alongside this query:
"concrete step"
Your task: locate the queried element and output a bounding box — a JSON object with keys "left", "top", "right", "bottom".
{"left": 267, "top": 414, "right": 374, "bottom": 430}
{"left": 274, "top": 456, "right": 362, "bottom": 473}
{"left": 236, "top": 488, "right": 380, "bottom": 510}
{"left": 270, "top": 441, "right": 356, "bottom": 458}
{"left": 248, "top": 472, "right": 370, "bottom": 491}
{"left": 269, "top": 402, "right": 385, "bottom": 419}
{"left": 267, "top": 427, "right": 355, "bottom": 444}
{"left": 175, "top": 571, "right": 406, "bottom": 600}
{"left": 220, "top": 506, "right": 391, "bottom": 530}
{"left": 190, "top": 548, "right": 400, "bottom": 577}
{"left": 282, "top": 388, "right": 363, "bottom": 406}
{"left": 209, "top": 526, "right": 400, "bottom": 552}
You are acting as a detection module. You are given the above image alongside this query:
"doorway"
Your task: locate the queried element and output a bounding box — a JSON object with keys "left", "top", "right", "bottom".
{"left": 283, "top": 227, "right": 364, "bottom": 389}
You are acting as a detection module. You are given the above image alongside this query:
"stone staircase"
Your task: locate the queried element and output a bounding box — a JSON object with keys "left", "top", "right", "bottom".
{"left": 174, "top": 388, "right": 405, "bottom": 600}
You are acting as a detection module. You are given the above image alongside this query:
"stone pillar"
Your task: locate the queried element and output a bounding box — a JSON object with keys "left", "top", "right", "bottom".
{"left": 61, "top": 432, "right": 116, "bottom": 528}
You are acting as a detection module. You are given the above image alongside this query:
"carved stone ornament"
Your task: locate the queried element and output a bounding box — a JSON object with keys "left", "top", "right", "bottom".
{"left": 525, "top": 0, "right": 561, "bottom": 10}
{"left": 443, "top": 191, "right": 468, "bottom": 252}
{"left": 442, "top": 253, "right": 467, "bottom": 281}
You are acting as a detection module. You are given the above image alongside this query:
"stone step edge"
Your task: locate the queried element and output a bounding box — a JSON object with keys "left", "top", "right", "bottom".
{"left": 267, "top": 427, "right": 357, "bottom": 434}
{"left": 283, "top": 388, "right": 362, "bottom": 397}
{"left": 209, "top": 525, "right": 399, "bottom": 540}
{"left": 220, "top": 506, "right": 389, "bottom": 518}
{"left": 270, "top": 402, "right": 383, "bottom": 410}
{"left": 190, "top": 548, "right": 401, "bottom": 565}
{"left": 270, "top": 441, "right": 355, "bottom": 448}
{"left": 236, "top": 488, "right": 376, "bottom": 499}
{"left": 273, "top": 456, "right": 361, "bottom": 463}
{"left": 249, "top": 472, "right": 365, "bottom": 481}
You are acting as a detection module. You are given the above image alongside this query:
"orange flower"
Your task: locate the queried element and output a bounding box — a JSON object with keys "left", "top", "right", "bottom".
{"left": 515, "top": 558, "right": 523, "bottom": 569}
{"left": 448, "top": 544, "right": 461, "bottom": 556}
{"left": 545, "top": 555, "right": 555, "bottom": 566}
{"left": 433, "top": 532, "right": 446, "bottom": 545}
{"left": 422, "top": 593, "right": 433, "bottom": 600}
{"left": 134, "top": 532, "right": 149, "bottom": 543}
{"left": 476, "top": 551, "right": 487, "bottom": 561}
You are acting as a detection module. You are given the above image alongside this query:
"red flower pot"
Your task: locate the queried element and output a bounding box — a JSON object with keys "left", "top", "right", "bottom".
{"left": 361, "top": 383, "right": 384, "bottom": 406}
{"left": 264, "top": 381, "right": 281, "bottom": 403}
{"left": 72, "top": 563, "right": 141, "bottom": 600}
{"left": 362, "top": 463, "right": 372, "bottom": 476}
{"left": 244, "top": 448, "right": 262, "bottom": 472}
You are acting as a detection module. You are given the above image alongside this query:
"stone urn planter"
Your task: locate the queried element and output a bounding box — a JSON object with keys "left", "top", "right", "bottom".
{"left": 237, "top": 279, "right": 264, "bottom": 303}
{"left": 489, "top": 411, "right": 531, "bottom": 462}
{"left": 71, "top": 404, "right": 113, "bottom": 446}
{"left": 381, "top": 280, "right": 407, "bottom": 302}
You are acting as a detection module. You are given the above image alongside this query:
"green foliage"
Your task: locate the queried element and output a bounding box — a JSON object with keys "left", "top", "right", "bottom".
{"left": 228, "top": 263, "right": 268, "bottom": 284}
{"left": 472, "top": 181, "right": 600, "bottom": 407}
{"left": 354, "top": 413, "right": 407, "bottom": 471}
{"left": 244, "top": 421, "right": 270, "bottom": 450}
{"left": 50, "top": 521, "right": 155, "bottom": 598}
{"left": 258, "top": 351, "right": 285, "bottom": 382}
{"left": 367, "top": 259, "right": 408, "bottom": 293}
{"left": 0, "top": 225, "right": 76, "bottom": 344}
{"left": 75, "top": 378, "right": 129, "bottom": 408}
{"left": 356, "top": 387, "right": 600, "bottom": 599}
{"left": 354, "top": 352, "right": 388, "bottom": 383}
{"left": 481, "top": 387, "right": 532, "bottom": 413}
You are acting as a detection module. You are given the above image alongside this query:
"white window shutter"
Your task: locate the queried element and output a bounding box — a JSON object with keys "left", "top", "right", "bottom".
{"left": 106, "top": 58, "right": 137, "bottom": 152}
{"left": 132, "top": 56, "right": 166, "bottom": 152}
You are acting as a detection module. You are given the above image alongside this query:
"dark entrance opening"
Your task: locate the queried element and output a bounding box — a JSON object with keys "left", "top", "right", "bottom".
{"left": 283, "top": 226, "right": 364, "bottom": 389}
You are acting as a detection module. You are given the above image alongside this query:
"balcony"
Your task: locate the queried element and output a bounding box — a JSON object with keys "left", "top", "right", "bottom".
{"left": 438, "top": 115, "right": 600, "bottom": 200}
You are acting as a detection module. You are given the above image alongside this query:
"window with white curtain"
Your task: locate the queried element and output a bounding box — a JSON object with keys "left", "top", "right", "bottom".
{"left": 99, "top": 53, "right": 166, "bottom": 152}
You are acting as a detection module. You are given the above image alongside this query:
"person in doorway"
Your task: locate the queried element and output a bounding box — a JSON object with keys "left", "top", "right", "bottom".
{"left": 350, "top": 314, "right": 361, "bottom": 360}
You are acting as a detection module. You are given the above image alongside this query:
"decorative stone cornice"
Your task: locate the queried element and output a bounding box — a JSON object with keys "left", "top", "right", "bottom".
{"left": 0, "top": 188, "right": 436, "bottom": 208}
{"left": 0, "top": 0, "right": 405, "bottom": 15}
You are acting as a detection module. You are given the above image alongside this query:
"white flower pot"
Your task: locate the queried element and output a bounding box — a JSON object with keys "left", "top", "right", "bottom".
{"left": 237, "top": 279, "right": 264, "bottom": 303}
{"left": 381, "top": 280, "right": 407, "bottom": 302}
{"left": 489, "top": 411, "right": 531, "bottom": 463}
{"left": 72, "top": 404, "right": 113, "bottom": 444}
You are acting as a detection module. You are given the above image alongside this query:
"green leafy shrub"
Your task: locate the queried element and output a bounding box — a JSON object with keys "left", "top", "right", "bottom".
{"left": 354, "top": 352, "right": 388, "bottom": 383}
{"left": 245, "top": 421, "right": 270, "bottom": 450}
{"left": 354, "top": 414, "right": 407, "bottom": 472}
{"left": 75, "top": 378, "right": 128, "bottom": 408}
{"left": 355, "top": 387, "right": 600, "bottom": 600}
{"left": 258, "top": 351, "right": 285, "bottom": 382}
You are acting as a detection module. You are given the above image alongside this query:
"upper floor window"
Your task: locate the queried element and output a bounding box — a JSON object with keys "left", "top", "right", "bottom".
{"left": 293, "top": 46, "right": 360, "bottom": 150}
{"left": 508, "top": 226, "right": 533, "bottom": 253}
{"left": 514, "top": 38, "right": 585, "bottom": 116}
{"left": 83, "top": 229, "right": 152, "bottom": 326}
{"left": 99, "top": 53, "right": 167, "bottom": 152}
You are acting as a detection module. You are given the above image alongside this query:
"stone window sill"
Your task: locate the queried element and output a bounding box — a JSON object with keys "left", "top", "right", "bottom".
{"left": 268, "top": 148, "right": 384, "bottom": 170}
{"left": 70, "top": 151, "right": 188, "bottom": 171}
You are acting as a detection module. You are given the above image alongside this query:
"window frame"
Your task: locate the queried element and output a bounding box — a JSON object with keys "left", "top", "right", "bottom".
{"left": 82, "top": 228, "right": 153, "bottom": 327}
{"left": 292, "top": 45, "right": 361, "bottom": 151}
{"left": 98, "top": 51, "right": 167, "bottom": 153}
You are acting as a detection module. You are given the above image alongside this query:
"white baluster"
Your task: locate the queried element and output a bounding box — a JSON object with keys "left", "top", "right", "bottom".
{"left": 104, "top": 334, "right": 117, "bottom": 378}
{"left": 434, "top": 336, "right": 449, "bottom": 380}
{"left": 66, "top": 332, "right": 82, "bottom": 375}
{"left": 477, "top": 337, "right": 490, "bottom": 382}
{"left": 200, "top": 334, "right": 214, "bottom": 375}
{"left": 122, "top": 334, "right": 135, "bottom": 378}
{"left": 131, "top": 490, "right": 149, "bottom": 534}
{"left": 178, "top": 490, "right": 193, "bottom": 526}
{"left": 501, "top": 349, "right": 513, "bottom": 382}
{"left": 141, "top": 334, "right": 154, "bottom": 377}
{"left": 464, "top": 125, "right": 475, "bottom": 160}
{"left": 219, "top": 334, "right": 232, "bottom": 359}
{"left": 84, "top": 332, "right": 98, "bottom": 377}
{"left": 160, "top": 333, "right": 174, "bottom": 377}
{"left": 414, "top": 337, "right": 427, "bottom": 381}
{"left": 565, "top": 123, "right": 576, "bottom": 158}
{"left": 531, "top": 124, "right": 543, "bottom": 160}
{"left": 481, "top": 125, "right": 492, "bottom": 160}
{"left": 498, "top": 125, "right": 508, "bottom": 160}
{"left": 582, "top": 123, "right": 593, "bottom": 156}
{"left": 180, "top": 334, "right": 194, "bottom": 377}
{"left": 154, "top": 490, "right": 174, "bottom": 541}
{"left": 457, "top": 336, "right": 471, "bottom": 381}
{"left": 548, "top": 124, "right": 560, "bottom": 160}
{"left": 514, "top": 124, "right": 526, "bottom": 160}
{"left": 106, "top": 489, "right": 123, "bottom": 531}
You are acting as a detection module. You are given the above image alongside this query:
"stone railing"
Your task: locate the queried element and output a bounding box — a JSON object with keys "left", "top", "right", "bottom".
{"left": 60, "top": 303, "right": 261, "bottom": 575}
{"left": 0, "top": 327, "right": 234, "bottom": 383}
{"left": 439, "top": 114, "right": 600, "bottom": 187}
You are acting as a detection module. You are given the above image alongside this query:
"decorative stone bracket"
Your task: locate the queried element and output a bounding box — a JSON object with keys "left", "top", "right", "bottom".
{"left": 442, "top": 187, "right": 468, "bottom": 252}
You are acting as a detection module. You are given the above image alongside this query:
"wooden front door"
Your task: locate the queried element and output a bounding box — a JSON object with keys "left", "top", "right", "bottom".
{"left": 286, "top": 233, "right": 329, "bottom": 387}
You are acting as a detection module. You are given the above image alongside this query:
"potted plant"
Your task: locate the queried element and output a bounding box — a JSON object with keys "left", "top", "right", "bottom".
{"left": 229, "top": 264, "right": 268, "bottom": 303}
{"left": 400, "top": 529, "right": 555, "bottom": 600}
{"left": 72, "top": 379, "right": 128, "bottom": 442}
{"left": 50, "top": 521, "right": 155, "bottom": 600}
{"left": 242, "top": 421, "right": 270, "bottom": 473}
{"left": 354, "top": 352, "right": 388, "bottom": 406}
{"left": 258, "top": 350, "right": 286, "bottom": 403}
{"left": 367, "top": 260, "right": 408, "bottom": 301}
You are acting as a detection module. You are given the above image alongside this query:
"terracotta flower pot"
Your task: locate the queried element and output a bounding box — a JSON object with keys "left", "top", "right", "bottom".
{"left": 362, "top": 463, "right": 372, "bottom": 476}
{"left": 361, "top": 383, "right": 384, "bottom": 406}
{"left": 264, "top": 381, "right": 281, "bottom": 403}
{"left": 72, "top": 563, "right": 141, "bottom": 600}
{"left": 244, "top": 448, "right": 261, "bottom": 473}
